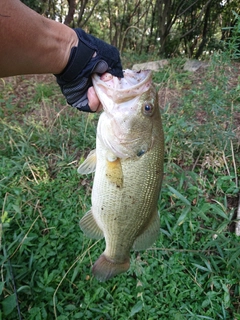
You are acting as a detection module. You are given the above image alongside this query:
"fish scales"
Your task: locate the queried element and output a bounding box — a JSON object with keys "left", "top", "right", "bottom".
{"left": 93, "top": 138, "right": 162, "bottom": 257}
{"left": 78, "top": 69, "right": 164, "bottom": 281}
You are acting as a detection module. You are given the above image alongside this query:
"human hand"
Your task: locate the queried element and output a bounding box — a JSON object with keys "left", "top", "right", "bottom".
{"left": 55, "top": 28, "right": 123, "bottom": 112}
{"left": 87, "top": 86, "right": 102, "bottom": 112}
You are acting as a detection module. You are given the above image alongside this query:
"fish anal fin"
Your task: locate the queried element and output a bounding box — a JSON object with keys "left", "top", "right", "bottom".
{"left": 77, "top": 149, "right": 96, "bottom": 174}
{"left": 133, "top": 209, "right": 160, "bottom": 251}
{"left": 92, "top": 254, "right": 130, "bottom": 282}
{"left": 106, "top": 158, "right": 123, "bottom": 188}
{"left": 79, "top": 209, "right": 104, "bottom": 239}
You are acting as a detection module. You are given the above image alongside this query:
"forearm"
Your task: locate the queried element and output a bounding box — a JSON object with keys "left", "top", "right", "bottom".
{"left": 0, "top": 0, "right": 78, "bottom": 77}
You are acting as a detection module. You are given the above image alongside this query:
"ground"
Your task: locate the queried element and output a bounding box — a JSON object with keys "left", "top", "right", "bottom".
{"left": 0, "top": 57, "right": 240, "bottom": 319}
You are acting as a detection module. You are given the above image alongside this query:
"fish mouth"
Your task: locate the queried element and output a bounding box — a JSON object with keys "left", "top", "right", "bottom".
{"left": 93, "top": 69, "right": 155, "bottom": 159}
{"left": 92, "top": 69, "right": 152, "bottom": 107}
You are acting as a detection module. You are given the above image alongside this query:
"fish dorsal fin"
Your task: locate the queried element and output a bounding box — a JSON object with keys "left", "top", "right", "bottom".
{"left": 77, "top": 149, "right": 96, "bottom": 174}
{"left": 79, "top": 209, "right": 104, "bottom": 239}
{"left": 105, "top": 155, "right": 123, "bottom": 188}
{"left": 133, "top": 209, "right": 160, "bottom": 251}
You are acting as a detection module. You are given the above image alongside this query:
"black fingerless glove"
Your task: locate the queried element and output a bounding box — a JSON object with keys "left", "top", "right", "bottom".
{"left": 55, "top": 28, "right": 123, "bottom": 112}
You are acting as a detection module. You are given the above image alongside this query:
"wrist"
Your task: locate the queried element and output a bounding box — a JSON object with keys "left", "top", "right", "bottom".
{"left": 55, "top": 28, "right": 95, "bottom": 81}
{"left": 56, "top": 26, "right": 79, "bottom": 74}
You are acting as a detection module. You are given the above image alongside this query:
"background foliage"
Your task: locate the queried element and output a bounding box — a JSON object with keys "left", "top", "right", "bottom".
{"left": 0, "top": 48, "right": 240, "bottom": 319}
{"left": 1, "top": 1, "right": 240, "bottom": 319}
{"left": 21, "top": 0, "right": 240, "bottom": 58}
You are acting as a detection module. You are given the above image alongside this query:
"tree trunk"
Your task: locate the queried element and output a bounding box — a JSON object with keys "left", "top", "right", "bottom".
{"left": 64, "top": 0, "right": 76, "bottom": 26}
{"left": 195, "top": 3, "right": 211, "bottom": 59}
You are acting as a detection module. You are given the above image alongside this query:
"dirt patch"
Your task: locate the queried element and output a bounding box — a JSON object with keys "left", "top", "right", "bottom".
{"left": 158, "top": 87, "right": 181, "bottom": 111}
{"left": 157, "top": 61, "right": 240, "bottom": 128}
{"left": 0, "top": 74, "right": 59, "bottom": 111}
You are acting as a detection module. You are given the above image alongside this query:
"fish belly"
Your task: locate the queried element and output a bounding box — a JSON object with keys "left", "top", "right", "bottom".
{"left": 90, "top": 135, "right": 163, "bottom": 281}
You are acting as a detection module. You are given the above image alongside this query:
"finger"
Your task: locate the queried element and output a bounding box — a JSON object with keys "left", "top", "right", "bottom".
{"left": 87, "top": 86, "right": 101, "bottom": 112}
{"left": 100, "top": 73, "right": 113, "bottom": 81}
{"left": 95, "top": 104, "right": 103, "bottom": 112}
{"left": 87, "top": 74, "right": 113, "bottom": 112}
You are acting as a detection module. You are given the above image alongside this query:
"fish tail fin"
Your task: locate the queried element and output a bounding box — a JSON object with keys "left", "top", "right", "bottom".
{"left": 92, "top": 254, "right": 130, "bottom": 282}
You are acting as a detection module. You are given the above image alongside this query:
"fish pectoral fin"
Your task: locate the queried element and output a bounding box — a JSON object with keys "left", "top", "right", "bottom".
{"left": 79, "top": 209, "right": 104, "bottom": 239}
{"left": 106, "top": 157, "right": 123, "bottom": 188}
{"left": 133, "top": 209, "right": 160, "bottom": 251}
{"left": 77, "top": 149, "right": 96, "bottom": 174}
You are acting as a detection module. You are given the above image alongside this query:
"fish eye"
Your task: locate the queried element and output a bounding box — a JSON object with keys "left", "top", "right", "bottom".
{"left": 145, "top": 105, "right": 151, "bottom": 112}
{"left": 142, "top": 103, "right": 154, "bottom": 116}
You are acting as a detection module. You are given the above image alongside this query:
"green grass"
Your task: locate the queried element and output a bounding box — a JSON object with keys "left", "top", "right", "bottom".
{"left": 0, "top": 55, "right": 240, "bottom": 319}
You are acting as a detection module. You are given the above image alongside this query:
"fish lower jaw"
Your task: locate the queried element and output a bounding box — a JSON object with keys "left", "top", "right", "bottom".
{"left": 92, "top": 253, "right": 130, "bottom": 282}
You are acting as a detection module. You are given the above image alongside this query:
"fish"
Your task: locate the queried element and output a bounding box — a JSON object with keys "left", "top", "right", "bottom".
{"left": 78, "top": 69, "right": 164, "bottom": 282}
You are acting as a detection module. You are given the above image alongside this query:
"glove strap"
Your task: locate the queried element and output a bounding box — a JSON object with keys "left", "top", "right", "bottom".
{"left": 56, "top": 37, "right": 95, "bottom": 82}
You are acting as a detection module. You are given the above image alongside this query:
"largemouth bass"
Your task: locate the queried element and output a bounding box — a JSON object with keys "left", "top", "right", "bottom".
{"left": 78, "top": 69, "right": 164, "bottom": 281}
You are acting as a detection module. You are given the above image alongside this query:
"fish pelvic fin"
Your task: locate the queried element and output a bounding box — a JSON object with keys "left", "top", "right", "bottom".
{"left": 106, "top": 157, "right": 123, "bottom": 188}
{"left": 77, "top": 149, "right": 96, "bottom": 174}
{"left": 133, "top": 209, "right": 160, "bottom": 250}
{"left": 92, "top": 254, "right": 130, "bottom": 282}
{"left": 79, "top": 210, "right": 104, "bottom": 239}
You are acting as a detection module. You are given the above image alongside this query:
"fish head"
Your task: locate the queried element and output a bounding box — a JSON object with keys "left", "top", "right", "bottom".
{"left": 92, "top": 69, "right": 159, "bottom": 158}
